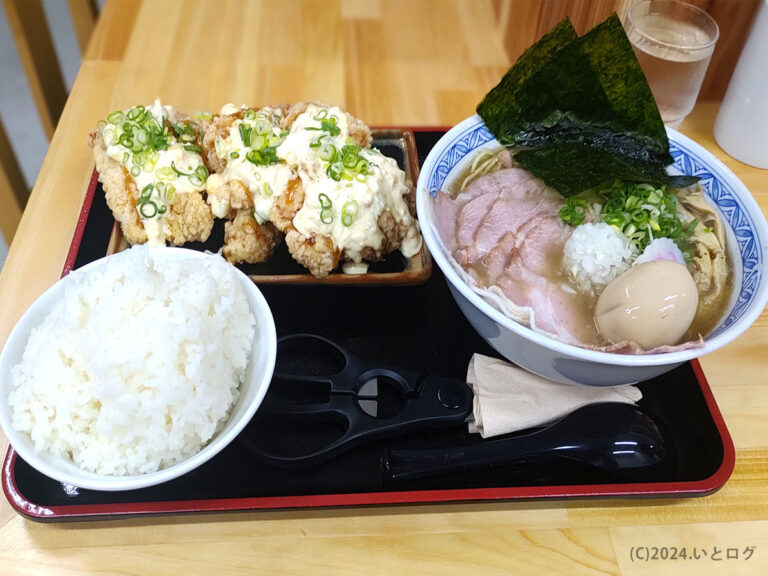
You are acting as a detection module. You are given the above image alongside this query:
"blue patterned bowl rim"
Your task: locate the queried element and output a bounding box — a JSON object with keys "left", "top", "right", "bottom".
{"left": 417, "top": 115, "right": 768, "bottom": 365}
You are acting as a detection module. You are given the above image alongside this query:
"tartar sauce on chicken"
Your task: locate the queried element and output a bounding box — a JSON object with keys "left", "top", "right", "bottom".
{"left": 278, "top": 103, "right": 421, "bottom": 273}
{"left": 206, "top": 104, "right": 294, "bottom": 222}
{"left": 100, "top": 100, "right": 208, "bottom": 245}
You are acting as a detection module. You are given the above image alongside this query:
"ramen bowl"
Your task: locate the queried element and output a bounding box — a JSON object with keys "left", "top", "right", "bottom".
{"left": 416, "top": 115, "right": 768, "bottom": 385}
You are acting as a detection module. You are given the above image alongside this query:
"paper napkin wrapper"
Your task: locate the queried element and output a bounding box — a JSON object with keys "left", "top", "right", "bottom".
{"left": 466, "top": 354, "right": 643, "bottom": 438}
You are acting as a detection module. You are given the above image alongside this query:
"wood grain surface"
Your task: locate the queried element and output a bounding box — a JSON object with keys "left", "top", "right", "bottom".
{"left": 0, "top": 1, "right": 767, "bottom": 574}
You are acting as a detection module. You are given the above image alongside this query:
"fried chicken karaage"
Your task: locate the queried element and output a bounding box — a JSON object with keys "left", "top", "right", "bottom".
{"left": 88, "top": 101, "right": 213, "bottom": 246}
{"left": 92, "top": 99, "right": 422, "bottom": 278}
{"left": 202, "top": 104, "right": 289, "bottom": 263}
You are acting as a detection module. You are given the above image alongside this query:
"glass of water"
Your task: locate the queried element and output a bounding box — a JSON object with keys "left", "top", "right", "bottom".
{"left": 625, "top": 0, "right": 719, "bottom": 128}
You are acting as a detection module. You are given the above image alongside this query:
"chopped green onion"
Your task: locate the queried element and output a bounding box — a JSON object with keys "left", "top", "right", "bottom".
{"left": 158, "top": 204, "right": 167, "bottom": 215}
{"left": 558, "top": 197, "right": 588, "bottom": 226}
{"left": 170, "top": 161, "right": 208, "bottom": 186}
{"left": 127, "top": 105, "right": 145, "bottom": 121}
{"left": 245, "top": 146, "right": 280, "bottom": 166}
{"left": 263, "top": 182, "right": 273, "bottom": 196}
{"left": 319, "top": 142, "right": 372, "bottom": 182}
{"left": 184, "top": 144, "right": 202, "bottom": 153}
{"left": 230, "top": 151, "right": 240, "bottom": 159}
{"left": 306, "top": 116, "right": 341, "bottom": 137}
{"left": 244, "top": 109, "right": 257, "bottom": 121}
{"left": 139, "top": 184, "right": 153, "bottom": 203}
{"left": 254, "top": 118, "right": 271, "bottom": 136}
{"left": 341, "top": 200, "right": 358, "bottom": 227}
{"left": 251, "top": 134, "right": 267, "bottom": 150}
{"left": 96, "top": 119, "right": 107, "bottom": 131}
{"left": 318, "top": 142, "right": 337, "bottom": 162}
{"left": 189, "top": 164, "right": 209, "bottom": 186}
{"left": 130, "top": 165, "right": 141, "bottom": 177}
{"left": 341, "top": 146, "right": 359, "bottom": 167}
{"left": 326, "top": 162, "right": 343, "bottom": 181}
{"left": 157, "top": 166, "right": 175, "bottom": 180}
{"left": 239, "top": 123, "right": 252, "bottom": 147}
{"left": 320, "top": 207, "right": 334, "bottom": 224}
{"left": 564, "top": 180, "right": 698, "bottom": 257}
{"left": 165, "top": 185, "right": 176, "bottom": 203}
{"left": 107, "top": 111, "right": 125, "bottom": 125}
{"left": 139, "top": 201, "right": 158, "bottom": 218}
{"left": 171, "top": 161, "right": 191, "bottom": 176}
{"left": 318, "top": 193, "right": 332, "bottom": 209}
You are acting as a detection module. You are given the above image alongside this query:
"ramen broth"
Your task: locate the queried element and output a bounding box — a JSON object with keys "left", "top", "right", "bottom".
{"left": 443, "top": 151, "right": 733, "bottom": 349}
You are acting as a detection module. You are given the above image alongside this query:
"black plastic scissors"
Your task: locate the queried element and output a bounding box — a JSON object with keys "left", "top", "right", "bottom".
{"left": 240, "top": 334, "right": 473, "bottom": 467}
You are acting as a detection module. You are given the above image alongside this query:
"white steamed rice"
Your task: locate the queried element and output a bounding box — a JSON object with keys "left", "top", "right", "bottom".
{"left": 8, "top": 246, "right": 256, "bottom": 476}
{"left": 562, "top": 222, "right": 636, "bottom": 296}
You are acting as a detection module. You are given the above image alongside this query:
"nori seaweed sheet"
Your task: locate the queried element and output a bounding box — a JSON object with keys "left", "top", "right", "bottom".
{"left": 477, "top": 14, "right": 698, "bottom": 196}
{"left": 477, "top": 18, "right": 579, "bottom": 145}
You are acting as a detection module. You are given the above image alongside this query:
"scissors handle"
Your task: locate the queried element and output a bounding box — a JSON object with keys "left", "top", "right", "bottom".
{"left": 272, "top": 374, "right": 471, "bottom": 466}
{"left": 247, "top": 332, "right": 474, "bottom": 467}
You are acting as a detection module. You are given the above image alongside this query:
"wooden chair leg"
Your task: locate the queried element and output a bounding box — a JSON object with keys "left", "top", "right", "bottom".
{"left": 68, "top": 0, "right": 99, "bottom": 55}
{"left": 0, "top": 119, "right": 27, "bottom": 245}
{"left": 3, "top": 0, "right": 68, "bottom": 140}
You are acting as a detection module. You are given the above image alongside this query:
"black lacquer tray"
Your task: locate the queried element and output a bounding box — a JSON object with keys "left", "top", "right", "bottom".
{"left": 2, "top": 131, "right": 734, "bottom": 521}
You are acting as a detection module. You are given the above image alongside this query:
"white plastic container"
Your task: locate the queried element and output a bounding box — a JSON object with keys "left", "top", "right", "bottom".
{"left": 714, "top": 0, "right": 768, "bottom": 169}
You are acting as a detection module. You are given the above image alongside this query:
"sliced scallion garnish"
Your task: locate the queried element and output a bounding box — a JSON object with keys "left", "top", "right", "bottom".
{"left": 320, "top": 207, "right": 334, "bottom": 224}
{"left": 341, "top": 200, "right": 358, "bottom": 227}
{"left": 139, "top": 184, "right": 153, "bottom": 203}
{"left": 558, "top": 197, "right": 588, "bottom": 226}
{"left": 254, "top": 118, "right": 271, "bottom": 136}
{"left": 139, "top": 200, "right": 158, "bottom": 218}
{"left": 562, "top": 180, "right": 699, "bottom": 258}
{"left": 239, "top": 123, "right": 252, "bottom": 147}
{"left": 318, "top": 193, "right": 332, "bottom": 209}
{"left": 107, "top": 111, "right": 125, "bottom": 125}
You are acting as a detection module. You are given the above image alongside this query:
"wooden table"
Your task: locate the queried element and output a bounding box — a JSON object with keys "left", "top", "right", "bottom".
{"left": 1, "top": 1, "right": 767, "bottom": 574}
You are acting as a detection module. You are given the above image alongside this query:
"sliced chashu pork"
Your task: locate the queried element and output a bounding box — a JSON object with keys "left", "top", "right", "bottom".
{"left": 435, "top": 167, "right": 595, "bottom": 345}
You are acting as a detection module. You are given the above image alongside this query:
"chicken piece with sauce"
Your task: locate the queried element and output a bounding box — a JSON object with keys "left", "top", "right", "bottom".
{"left": 201, "top": 104, "right": 289, "bottom": 264}
{"left": 273, "top": 101, "right": 422, "bottom": 277}
{"left": 88, "top": 100, "right": 214, "bottom": 246}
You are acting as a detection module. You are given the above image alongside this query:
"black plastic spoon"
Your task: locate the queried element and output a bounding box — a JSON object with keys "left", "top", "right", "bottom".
{"left": 381, "top": 402, "right": 666, "bottom": 482}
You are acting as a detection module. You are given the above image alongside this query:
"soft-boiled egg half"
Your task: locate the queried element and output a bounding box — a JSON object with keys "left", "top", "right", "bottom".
{"left": 595, "top": 260, "right": 699, "bottom": 349}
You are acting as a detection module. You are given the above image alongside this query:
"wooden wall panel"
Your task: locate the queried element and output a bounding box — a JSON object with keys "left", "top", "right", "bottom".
{"left": 495, "top": 0, "right": 759, "bottom": 100}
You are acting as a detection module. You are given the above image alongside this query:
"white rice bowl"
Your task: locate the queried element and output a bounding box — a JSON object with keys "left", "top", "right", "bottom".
{"left": 0, "top": 246, "right": 276, "bottom": 490}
